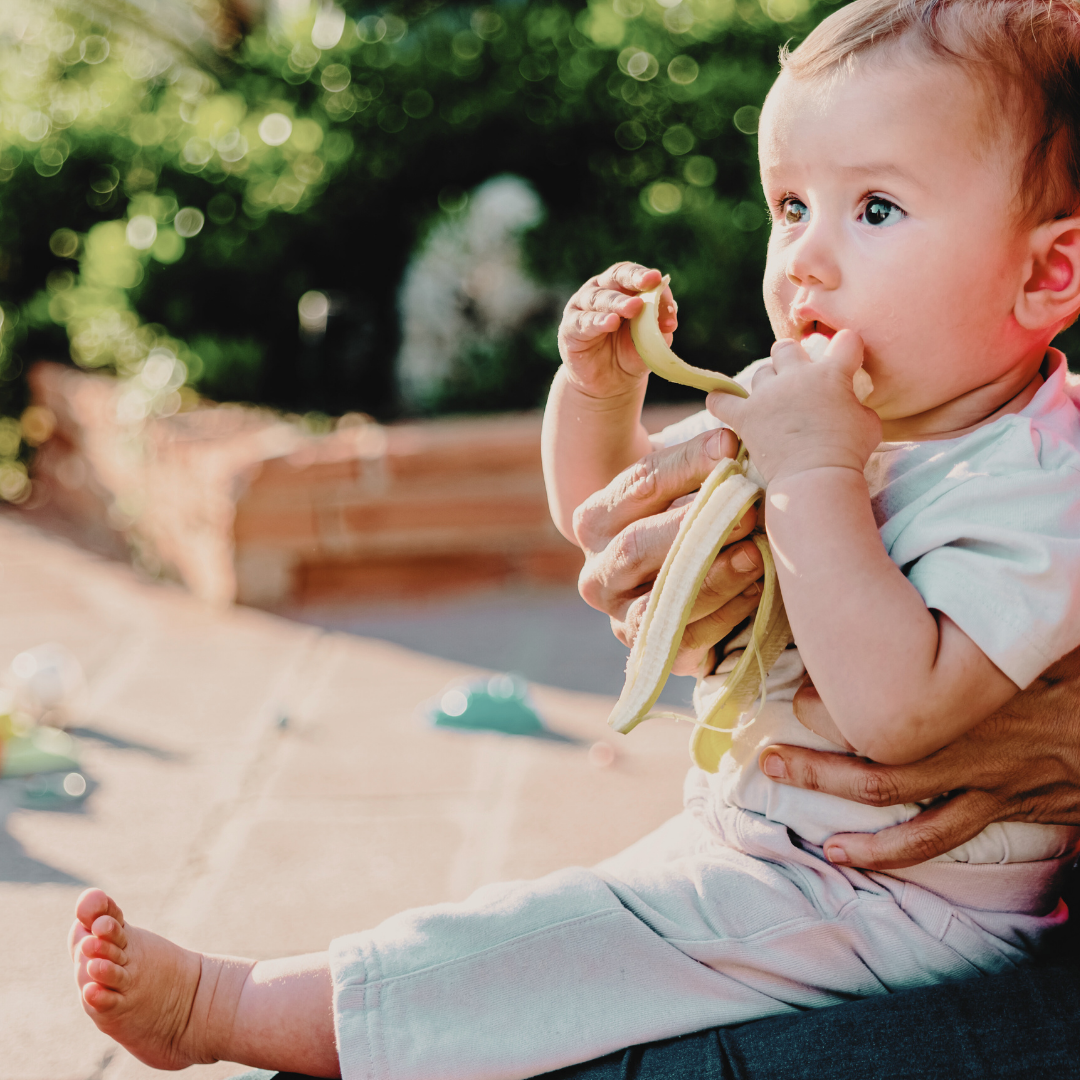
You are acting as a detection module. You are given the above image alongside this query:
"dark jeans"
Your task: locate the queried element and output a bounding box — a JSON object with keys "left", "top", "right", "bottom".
{"left": 273, "top": 871, "right": 1080, "bottom": 1080}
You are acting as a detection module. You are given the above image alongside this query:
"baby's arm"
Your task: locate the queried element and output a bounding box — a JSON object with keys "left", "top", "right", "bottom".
{"left": 709, "top": 332, "right": 1017, "bottom": 765}
{"left": 542, "top": 263, "right": 677, "bottom": 539}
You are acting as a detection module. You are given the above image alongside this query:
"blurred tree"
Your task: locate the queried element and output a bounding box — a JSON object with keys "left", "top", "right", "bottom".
{"left": 0, "top": 0, "right": 850, "bottom": 500}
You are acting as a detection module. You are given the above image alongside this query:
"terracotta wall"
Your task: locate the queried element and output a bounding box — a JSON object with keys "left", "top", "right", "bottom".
{"left": 23, "top": 362, "right": 700, "bottom": 610}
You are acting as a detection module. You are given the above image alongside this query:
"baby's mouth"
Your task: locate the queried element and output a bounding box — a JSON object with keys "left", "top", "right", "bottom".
{"left": 801, "top": 320, "right": 837, "bottom": 340}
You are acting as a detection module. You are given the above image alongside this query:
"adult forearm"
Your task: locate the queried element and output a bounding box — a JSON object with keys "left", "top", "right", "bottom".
{"left": 541, "top": 365, "right": 652, "bottom": 541}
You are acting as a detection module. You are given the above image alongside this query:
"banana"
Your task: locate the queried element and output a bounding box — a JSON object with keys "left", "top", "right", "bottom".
{"left": 611, "top": 277, "right": 872, "bottom": 771}
{"left": 629, "top": 278, "right": 749, "bottom": 397}
{"left": 608, "top": 458, "right": 763, "bottom": 736}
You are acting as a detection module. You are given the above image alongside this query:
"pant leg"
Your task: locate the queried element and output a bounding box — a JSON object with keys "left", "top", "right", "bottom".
{"left": 329, "top": 809, "right": 1050, "bottom": 1080}
{"left": 537, "top": 965, "right": 1080, "bottom": 1080}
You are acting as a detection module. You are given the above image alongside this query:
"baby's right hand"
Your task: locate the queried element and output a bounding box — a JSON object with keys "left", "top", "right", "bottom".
{"left": 558, "top": 262, "right": 677, "bottom": 399}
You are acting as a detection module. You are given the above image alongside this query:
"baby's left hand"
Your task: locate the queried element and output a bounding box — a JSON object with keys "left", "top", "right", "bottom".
{"left": 707, "top": 330, "right": 881, "bottom": 486}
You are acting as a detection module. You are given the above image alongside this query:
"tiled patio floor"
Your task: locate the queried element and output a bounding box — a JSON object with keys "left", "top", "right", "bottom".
{"left": 0, "top": 514, "right": 692, "bottom": 1080}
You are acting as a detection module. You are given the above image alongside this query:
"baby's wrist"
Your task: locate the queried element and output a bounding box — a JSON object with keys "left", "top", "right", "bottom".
{"left": 765, "top": 461, "right": 867, "bottom": 491}
{"left": 759, "top": 448, "right": 870, "bottom": 487}
{"left": 557, "top": 363, "right": 648, "bottom": 408}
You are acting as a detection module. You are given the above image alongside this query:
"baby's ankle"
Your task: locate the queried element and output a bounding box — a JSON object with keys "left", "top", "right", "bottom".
{"left": 187, "top": 954, "right": 257, "bottom": 1064}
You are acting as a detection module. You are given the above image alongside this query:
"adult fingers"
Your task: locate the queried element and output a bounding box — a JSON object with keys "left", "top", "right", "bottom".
{"left": 573, "top": 429, "right": 739, "bottom": 553}
{"left": 673, "top": 587, "right": 762, "bottom": 675}
{"left": 579, "top": 503, "right": 687, "bottom": 618}
{"left": 684, "top": 538, "right": 764, "bottom": 624}
{"left": 757, "top": 743, "right": 967, "bottom": 808}
{"left": 580, "top": 495, "right": 759, "bottom": 621}
{"left": 821, "top": 790, "right": 1004, "bottom": 870}
{"left": 617, "top": 539, "right": 763, "bottom": 668}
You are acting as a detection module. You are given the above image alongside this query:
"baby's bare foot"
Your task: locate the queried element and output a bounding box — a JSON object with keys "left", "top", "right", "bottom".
{"left": 68, "top": 888, "right": 252, "bottom": 1070}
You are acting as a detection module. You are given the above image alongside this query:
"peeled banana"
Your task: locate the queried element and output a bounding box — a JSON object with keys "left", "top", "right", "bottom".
{"left": 610, "top": 276, "right": 872, "bottom": 771}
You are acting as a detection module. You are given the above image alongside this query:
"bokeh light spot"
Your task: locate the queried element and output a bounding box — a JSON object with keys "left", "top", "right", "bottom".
{"left": 298, "top": 290, "right": 330, "bottom": 334}
{"left": 438, "top": 187, "right": 468, "bottom": 213}
{"left": 615, "top": 121, "right": 645, "bottom": 151}
{"left": 79, "top": 35, "right": 109, "bottom": 64}
{"left": 733, "top": 105, "right": 761, "bottom": 134}
{"left": 207, "top": 193, "right": 235, "bottom": 224}
{"left": 357, "top": 15, "right": 387, "bottom": 43}
{"left": 63, "top": 772, "right": 87, "bottom": 797}
{"left": 662, "top": 124, "right": 694, "bottom": 156}
{"left": 645, "top": 181, "right": 682, "bottom": 214}
{"left": 258, "top": 113, "right": 293, "bottom": 146}
{"left": 440, "top": 689, "right": 468, "bottom": 717}
{"left": 732, "top": 201, "right": 765, "bottom": 231}
{"left": 49, "top": 228, "right": 79, "bottom": 258}
{"left": 402, "top": 89, "right": 433, "bottom": 118}
{"left": 174, "top": 207, "right": 205, "bottom": 237}
{"left": 311, "top": 3, "right": 347, "bottom": 49}
{"left": 321, "top": 63, "right": 351, "bottom": 93}
{"left": 626, "top": 51, "right": 658, "bottom": 81}
{"left": 126, "top": 215, "right": 157, "bottom": 250}
{"left": 683, "top": 155, "right": 717, "bottom": 186}
{"left": 667, "top": 55, "right": 699, "bottom": 85}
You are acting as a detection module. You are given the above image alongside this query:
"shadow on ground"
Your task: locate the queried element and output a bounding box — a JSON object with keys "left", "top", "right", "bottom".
{"left": 0, "top": 779, "right": 85, "bottom": 884}
{"left": 294, "top": 585, "right": 698, "bottom": 708}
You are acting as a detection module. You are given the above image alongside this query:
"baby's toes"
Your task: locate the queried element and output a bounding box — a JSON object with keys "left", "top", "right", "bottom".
{"left": 76, "top": 888, "right": 125, "bottom": 933}
{"left": 80, "top": 933, "right": 125, "bottom": 966}
{"left": 86, "top": 956, "right": 130, "bottom": 993}
{"left": 82, "top": 979, "right": 123, "bottom": 1013}
{"left": 90, "top": 914, "right": 128, "bottom": 950}
{"left": 68, "top": 919, "right": 89, "bottom": 960}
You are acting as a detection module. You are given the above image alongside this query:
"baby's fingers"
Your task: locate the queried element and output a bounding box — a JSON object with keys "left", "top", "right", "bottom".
{"left": 563, "top": 309, "right": 622, "bottom": 341}
{"left": 704, "top": 390, "right": 748, "bottom": 433}
{"left": 818, "top": 329, "right": 866, "bottom": 378}
{"left": 770, "top": 338, "right": 811, "bottom": 374}
{"left": 593, "top": 261, "right": 663, "bottom": 296}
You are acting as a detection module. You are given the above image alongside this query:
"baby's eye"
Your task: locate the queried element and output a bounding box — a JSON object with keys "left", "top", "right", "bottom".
{"left": 859, "top": 197, "right": 905, "bottom": 227}
{"left": 778, "top": 197, "right": 809, "bottom": 226}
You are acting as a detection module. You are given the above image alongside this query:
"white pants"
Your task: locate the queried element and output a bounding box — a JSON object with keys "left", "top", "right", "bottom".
{"left": 330, "top": 803, "right": 1065, "bottom": 1080}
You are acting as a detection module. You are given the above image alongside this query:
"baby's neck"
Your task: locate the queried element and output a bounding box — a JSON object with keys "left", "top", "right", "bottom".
{"left": 880, "top": 355, "right": 1048, "bottom": 444}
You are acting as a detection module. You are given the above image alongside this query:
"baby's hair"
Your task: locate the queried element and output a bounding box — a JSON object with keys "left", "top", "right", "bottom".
{"left": 781, "top": 0, "right": 1080, "bottom": 224}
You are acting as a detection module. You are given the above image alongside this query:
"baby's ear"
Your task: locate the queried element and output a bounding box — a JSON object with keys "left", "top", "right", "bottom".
{"left": 1016, "top": 215, "right": 1080, "bottom": 332}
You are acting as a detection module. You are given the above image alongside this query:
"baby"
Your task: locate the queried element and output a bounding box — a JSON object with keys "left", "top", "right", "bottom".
{"left": 70, "top": 2, "right": 1080, "bottom": 1078}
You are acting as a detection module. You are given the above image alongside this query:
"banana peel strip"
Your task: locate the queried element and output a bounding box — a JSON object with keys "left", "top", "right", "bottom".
{"left": 688, "top": 536, "right": 792, "bottom": 772}
{"left": 609, "top": 459, "right": 762, "bottom": 735}
{"left": 629, "top": 276, "right": 749, "bottom": 398}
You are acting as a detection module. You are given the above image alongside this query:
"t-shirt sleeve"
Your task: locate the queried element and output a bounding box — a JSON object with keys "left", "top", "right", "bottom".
{"left": 892, "top": 433, "right": 1080, "bottom": 689}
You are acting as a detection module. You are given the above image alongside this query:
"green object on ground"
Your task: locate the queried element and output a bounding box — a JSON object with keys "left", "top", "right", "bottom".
{"left": 429, "top": 674, "right": 547, "bottom": 737}
{"left": 1, "top": 724, "right": 80, "bottom": 777}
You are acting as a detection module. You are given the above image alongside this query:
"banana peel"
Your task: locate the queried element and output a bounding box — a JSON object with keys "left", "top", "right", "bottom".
{"left": 611, "top": 276, "right": 872, "bottom": 771}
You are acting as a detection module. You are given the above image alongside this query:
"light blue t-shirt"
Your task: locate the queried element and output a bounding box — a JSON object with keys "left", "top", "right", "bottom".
{"left": 665, "top": 352, "right": 1080, "bottom": 861}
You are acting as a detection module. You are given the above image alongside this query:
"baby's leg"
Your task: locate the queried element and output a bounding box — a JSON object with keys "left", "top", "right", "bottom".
{"left": 68, "top": 888, "right": 339, "bottom": 1076}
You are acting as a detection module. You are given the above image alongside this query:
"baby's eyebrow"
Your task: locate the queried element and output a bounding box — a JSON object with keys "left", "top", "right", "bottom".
{"left": 762, "top": 160, "right": 925, "bottom": 191}
{"left": 832, "top": 161, "right": 924, "bottom": 188}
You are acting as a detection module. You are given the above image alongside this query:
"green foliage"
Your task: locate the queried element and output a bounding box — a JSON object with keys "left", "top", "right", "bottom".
{"left": 0, "top": 0, "right": 850, "bottom": 495}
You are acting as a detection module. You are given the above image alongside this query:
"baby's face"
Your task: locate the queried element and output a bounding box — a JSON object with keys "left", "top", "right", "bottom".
{"left": 759, "top": 55, "right": 1041, "bottom": 429}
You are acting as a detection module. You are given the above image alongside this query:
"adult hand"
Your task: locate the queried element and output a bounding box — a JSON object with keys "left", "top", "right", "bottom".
{"left": 574, "top": 427, "right": 766, "bottom": 676}
{"left": 759, "top": 646, "right": 1080, "bottom": 869}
